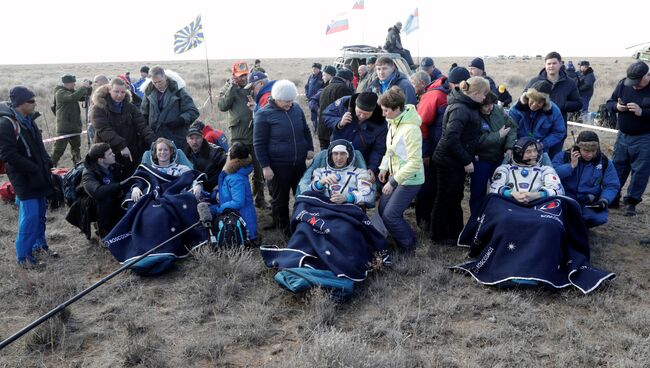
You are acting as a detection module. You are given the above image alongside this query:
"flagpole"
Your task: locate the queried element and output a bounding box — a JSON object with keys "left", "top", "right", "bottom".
{"left": 203, "top": 39, "right": 213, "bottom": 109}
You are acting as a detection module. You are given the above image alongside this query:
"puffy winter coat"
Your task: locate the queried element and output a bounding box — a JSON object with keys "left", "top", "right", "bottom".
{"left": 141, "top": 78, "right": 199, "bottom": 150}
{"left": 318, "top": 77, "right": 355, "bottom": 141}
{"left": 509, "top": 98, "right": 566, "bottom": 155}
{"left": 321, "top": 94, "right": 387, "bottom": 173}
{"left": 210, "top": 157, "right": 257, "bottom": 240}
{"left": 432, "top": 88, "right": 483, "bottom": 167}
{"left": 253, "top": 99, "right": 314, "bottom": 167}
{"left": 577, "top": 68, "right": 596, "bottom": 99}
{"left": 552, "top": 150, "right": 620, "bottom": 205}
{"left": 526, "top": 68, "right": 582, "bottom": 121}
{"left": 0, "top": 102, "right": 53, "bottom": 199}
{"left": 92, "top": 84, "right": 156, "bottom": 170}
{"left": 379, "top": 104, "right": 424, "bottom": 185}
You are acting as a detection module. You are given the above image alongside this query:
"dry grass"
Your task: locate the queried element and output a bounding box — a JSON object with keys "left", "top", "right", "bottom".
{"left": 0, "top": 58, "right": 648, "bottom": 367}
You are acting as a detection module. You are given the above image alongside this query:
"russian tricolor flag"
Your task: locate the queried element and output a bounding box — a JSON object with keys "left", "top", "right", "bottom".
{"left": 352, "top": 0, "right": 364, "bottom": 10}
{"left": 326, "top": 14, "right": 349, "bottom": 35}
{"left": 403, "top": 7, "right": 419, "bottom": 35}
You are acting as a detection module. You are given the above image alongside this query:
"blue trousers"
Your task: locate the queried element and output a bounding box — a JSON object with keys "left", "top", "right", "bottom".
{"left": 582, "top": 207, "right": 608, "bottom": 228}
{"left": 378, "top": 184, "right": 421, "bottom": 250}
{"left": 613, "top": 132, "right": 650, "bottom": 204}
{"left": 581, "top": 95, "right": 592, "bottom": 114}
{"left": 469, "top": 160, "right": 500, "bottom": 214}
{"left": 16, "top": 196, "right": 48, "bottom": 263}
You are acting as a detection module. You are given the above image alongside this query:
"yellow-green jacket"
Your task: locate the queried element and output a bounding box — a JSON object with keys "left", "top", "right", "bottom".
{"left": 379, "top": 104, "right": 424, "bottom": 186}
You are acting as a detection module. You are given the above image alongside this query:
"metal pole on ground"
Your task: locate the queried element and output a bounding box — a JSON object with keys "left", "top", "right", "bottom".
{"left": 0, "top": 221, "right": 204, "bottom": 351}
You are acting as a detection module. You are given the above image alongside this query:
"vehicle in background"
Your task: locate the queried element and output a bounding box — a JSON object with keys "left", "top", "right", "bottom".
{"left": 334, "top": 45, "right": 414, "bottom": 78}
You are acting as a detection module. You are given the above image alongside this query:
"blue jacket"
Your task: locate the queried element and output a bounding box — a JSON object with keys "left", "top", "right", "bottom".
{"left": 253, "top": 99, "right": 314, "bottom": 167}
{"left": 367, "top": 70, "right": 417, "bottom": 105}
{"left": 509, "top": 100, "right": 566, "bottom": 154}
{"left": 321, "top": 94, "right": 387, "bottom": 173}
{"left": 305, "top": 72, "right": 324, "bottom": 99}
{"left": 133, "top": 78, "right": 146, "bottom": 99}
{"left": 526, "top": 68, "right": 582, "bottom": 121}
{"left": 210, "top": 161, "right": 257, "bottom": 240}
{"left": 552, "top": 150, "right": 620, "bottom": 205}
{"left": 254, "top": 80, "right": 276, "bottom": 113}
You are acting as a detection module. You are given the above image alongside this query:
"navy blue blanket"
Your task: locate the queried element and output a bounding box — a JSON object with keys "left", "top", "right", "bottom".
{"left": 103, "top": 164, "right": 207, "bottom": 267}
{"left": 260, "top": 191, "right": 387, "bottom": 282}
{"left": 452, "top": 194, "right": 615, "bottom": 294}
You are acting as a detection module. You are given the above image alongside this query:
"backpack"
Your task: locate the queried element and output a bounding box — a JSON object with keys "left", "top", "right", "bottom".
{"left": 0, "top": 117, "right": 21, "bottom": 175}
{"left": 597, "top": 103, "right": 617, "bottom": 129}
{"left": 212, "top": 209, "right": 249, "bottom": 248}
{"left": 62, "top": 162, "right": 85, "bottom": 206}
{"left": 0, "top": 181, "right": 15, "bottom": 202}
{"left": 48, "top": 170, "right": 66, "bottom": 209}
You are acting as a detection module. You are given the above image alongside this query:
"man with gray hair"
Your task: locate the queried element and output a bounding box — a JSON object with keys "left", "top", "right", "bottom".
{"left": 409, "top": 71, "right": 432, "bottom": 98}
{"left": 140, "top": 65, "right": 199, "bottom": 150}
{"left": 93, "top": 75, "right": 109, "bottom": 88}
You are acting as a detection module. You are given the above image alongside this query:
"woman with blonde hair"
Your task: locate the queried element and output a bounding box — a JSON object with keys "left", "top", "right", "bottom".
{"left": 431, "top": 76, "right": 490, "bottom": 244}
{"left": 377, "top": 86, "right": 424, "bottom": 253}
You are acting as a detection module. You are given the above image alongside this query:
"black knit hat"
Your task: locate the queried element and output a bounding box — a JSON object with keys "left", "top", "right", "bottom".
{"left": 448, "top": 67, "right": 470, "bottom": 84}
{"left": 355, "top": 92, "right": 378, "bottom": 112}
{"left": 9, "top": 86, "right": 35, "bottom": 108}
{"left": 229, "top": 141, "right": 250, "bottom": 160}
{"left": 576, "top": 130, "right": 599, "bottom": 143}
{"left": 530, "top": 80, "right": 552, "bottom": 95}
{"left": 470, "top": 57, "right": 485, "bottom": 71}
{"left": 323, "top": 65, "right": 337, "bottom": 77}
{"left": 312, "top": 63, "right": 322, "bottom": 69}
{"left": 336, "top": 68, "right": 354, "bottom": 82}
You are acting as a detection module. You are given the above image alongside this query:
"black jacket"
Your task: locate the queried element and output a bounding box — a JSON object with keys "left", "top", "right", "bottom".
{"left": 183, "top": 140, "right": 227, "bottom": 192}
{"left": 0, "top": 102, "right": 53, "bottom": 199}
{"left": 432, "top": 89, "right": 483, "bottom": 167}
{"left": 577, "top": 67, "right": 596, "bottom": 99}
{"left": 318, "top": 77, "right": 354, "bottom": 140}
{"left": 527, "top": 68, "right": 582, "bottom": 122}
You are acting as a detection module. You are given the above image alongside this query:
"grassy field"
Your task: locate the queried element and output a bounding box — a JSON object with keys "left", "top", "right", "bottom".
{"left": 0, "top": 57, "right": 648, "bottom": 367}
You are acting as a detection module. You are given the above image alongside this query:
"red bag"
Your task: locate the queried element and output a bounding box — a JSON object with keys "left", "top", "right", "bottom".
{"left": 0, "top": 181, "right": 15, "bottom": 202}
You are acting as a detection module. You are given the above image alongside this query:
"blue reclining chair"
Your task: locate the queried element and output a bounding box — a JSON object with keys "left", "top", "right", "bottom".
{"left": 297, "top": 149, "right": 376, "bottom": 208}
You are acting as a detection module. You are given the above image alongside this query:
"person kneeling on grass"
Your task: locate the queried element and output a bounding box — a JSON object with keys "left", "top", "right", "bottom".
{"left": 310, "top": 139, "right": 375, "bottom": 206}
{"left": 209, "top": 142, "right": 257, "bottom": 243}
{"left": 67, "top": 143, "right": 127, "bottom": 239}
{"left": 552, "top": 130, "right": 620, "bottom": 228}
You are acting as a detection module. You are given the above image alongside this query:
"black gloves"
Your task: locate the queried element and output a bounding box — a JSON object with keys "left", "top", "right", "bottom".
{"left": 591, "top": 199, "right": 608, "bottom": 212}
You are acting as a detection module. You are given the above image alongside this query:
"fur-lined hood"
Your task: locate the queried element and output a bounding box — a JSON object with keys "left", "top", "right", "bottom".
{"left": 519, "top": 87, "right": 552, "bottom": 112}
{"left": 223, "top": 156, "right": 252, "bottom": 174}
{"left": 92, "top": 84, "right": 132, "bottom": 110}
{"left": 140, "top": 69, "right": 187, "bottom": 95}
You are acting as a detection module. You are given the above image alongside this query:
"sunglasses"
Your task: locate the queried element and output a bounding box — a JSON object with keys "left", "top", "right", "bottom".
{"left": 26, "top": 99, "right": 36, "bottom": 104}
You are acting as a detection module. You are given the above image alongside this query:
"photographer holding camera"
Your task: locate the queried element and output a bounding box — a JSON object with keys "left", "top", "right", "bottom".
{"left": 51, "top": 74, "right": 92, "bottom": 167}
{"left": 552, "top": 130, "right": 620, "bottom": 228}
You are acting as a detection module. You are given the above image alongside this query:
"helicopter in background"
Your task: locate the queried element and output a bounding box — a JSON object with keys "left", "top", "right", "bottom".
{"left": 627, "top": 42, "right": 650, "bottom": 62}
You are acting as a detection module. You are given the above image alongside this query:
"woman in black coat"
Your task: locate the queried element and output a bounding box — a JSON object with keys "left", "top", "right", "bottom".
{"left": 431, "top": 76, "right": 490, "bottom": 244}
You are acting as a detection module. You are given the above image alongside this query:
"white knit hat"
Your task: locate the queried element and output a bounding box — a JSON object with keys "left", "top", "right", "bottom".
{"left": 271, "top": 79, "right": 298, "bottom": 101}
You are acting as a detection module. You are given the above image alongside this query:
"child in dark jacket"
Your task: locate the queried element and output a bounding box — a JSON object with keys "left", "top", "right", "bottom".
{"left": 209, "top": 142, "right": 257, "bottom": 241}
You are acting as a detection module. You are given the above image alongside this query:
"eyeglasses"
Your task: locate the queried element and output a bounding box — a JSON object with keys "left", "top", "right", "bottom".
{"left": 26, "top": 99, "right": 36, "bottom": 104}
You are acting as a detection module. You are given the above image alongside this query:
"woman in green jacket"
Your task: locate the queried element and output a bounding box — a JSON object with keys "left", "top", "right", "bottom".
{"left": 377, "top": 86, "right": 424, "bottom": 253}
{"left": 469, "top": 92, "right": 518, "bottom": 213}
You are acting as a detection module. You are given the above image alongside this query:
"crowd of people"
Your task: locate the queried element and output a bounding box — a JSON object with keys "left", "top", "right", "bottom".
{"left": 0, "top": 48, "right": 648, "bottom": 294}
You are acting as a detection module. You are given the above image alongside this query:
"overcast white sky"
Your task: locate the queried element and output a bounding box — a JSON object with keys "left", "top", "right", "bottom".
{"left": 2, "top": 0, "right": 648, "bottom": 65}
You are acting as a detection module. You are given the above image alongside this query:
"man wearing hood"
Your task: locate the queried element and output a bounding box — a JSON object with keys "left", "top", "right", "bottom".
{"left": 321, "top": 92, "right": 387, "bottom": 179}
{"left": 93, "top": 77, "right": 156, "bottom": 175}
{"left": 384, "top": 22, "right": 415, "bottom": 69}
{"left": 525, "top": 51, "right": 582, "bottom": 124}
{"left": 367, "top": 57, "right": 417, "bottom": 105}
{"left": 51, "top": 74, "right": 92, "bottom": 167}
{"left": 0, "top": 86, "right": 57, "bottom": 268}
{"left": 141, "top": 66, "right": 199, "bottom": 151}
{"left": 310, "top": 139, "right": 375, "bottom": 206}
{"left": 552, "top": 130, "right": 619, "bottom": 227}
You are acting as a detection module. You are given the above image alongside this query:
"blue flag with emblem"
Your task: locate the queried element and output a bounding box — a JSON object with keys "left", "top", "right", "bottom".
{"left": 174, "top": 15, "right": 204, "bottom": 54}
